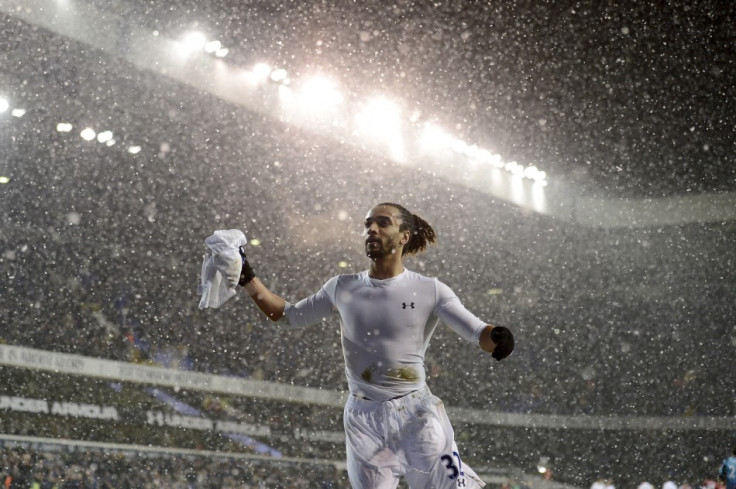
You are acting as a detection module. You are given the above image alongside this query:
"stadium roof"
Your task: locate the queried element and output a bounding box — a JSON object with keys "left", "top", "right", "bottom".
{"left": 1, "top": 0, "right": 735, "bottom": 226}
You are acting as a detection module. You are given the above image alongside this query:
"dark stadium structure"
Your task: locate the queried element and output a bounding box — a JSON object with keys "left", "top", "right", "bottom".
{"left": 1, "top": 0, "right": 735, "bottom": 488}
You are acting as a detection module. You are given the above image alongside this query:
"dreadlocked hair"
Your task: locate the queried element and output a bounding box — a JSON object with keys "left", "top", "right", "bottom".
{"left": 378, "top": 202, "right": 437, "bottom": 256}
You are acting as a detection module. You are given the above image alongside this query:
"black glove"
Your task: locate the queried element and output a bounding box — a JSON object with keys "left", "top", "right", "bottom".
{"left": 238, "top": 246, "right": 256, "bottom": 286}
{"left": 490, "top": 326, "right": 514, "bottom": 361}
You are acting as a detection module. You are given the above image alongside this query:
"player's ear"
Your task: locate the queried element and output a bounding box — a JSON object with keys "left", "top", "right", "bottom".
{"left": 401, "top": 229, "right": 410, "bottom": 245}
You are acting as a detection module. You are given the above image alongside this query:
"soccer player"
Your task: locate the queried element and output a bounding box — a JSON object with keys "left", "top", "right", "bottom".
{"left": 238, "top": 202, "right": 514, "bottom": 489}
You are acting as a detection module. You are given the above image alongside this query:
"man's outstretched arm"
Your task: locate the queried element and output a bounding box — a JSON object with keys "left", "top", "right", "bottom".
{"left": 242, "top": 278, "right": 286, "bottom": 322}
{"left": 238, "top": 247, "right": 285, "bottom": 322}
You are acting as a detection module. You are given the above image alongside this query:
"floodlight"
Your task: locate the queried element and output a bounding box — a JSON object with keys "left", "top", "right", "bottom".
{"left": 537, "top": 456, "right": 551, "bottom": 474}
{"left": 355, "top": 96, "right": 405, "bottom": 161}
{"left": 80, "top": 128, "right": 96, "bottom": 141}
{"left": 299, "top": 76, "right": 343, "bottom": 107}
{"left": 270, "top": 68, "right": 288, "bottom": 83}
{"left": 252, "top": 63, "right": 272, "bottom": 80}
{"left": 419, "top": 123, "right": 453, "bottom": 150}
{"left": 97, "top": 130, "right": 113, "bottom": 143}
{"left": 0, "top": 97, "right": 8, "bottom": 113}
{"left": 204, "top": 40, "right": 221, "bottom": 54}
{"left": 183, "top": 32, "right": 206, "bottom": 52}
{"left": 355, "top": 96, "right": 401, "bottom": 134}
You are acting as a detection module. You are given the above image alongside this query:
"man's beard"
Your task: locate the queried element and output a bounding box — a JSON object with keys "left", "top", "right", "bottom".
{"left": 365, "top": 240, "right": 399, "bottom": 259}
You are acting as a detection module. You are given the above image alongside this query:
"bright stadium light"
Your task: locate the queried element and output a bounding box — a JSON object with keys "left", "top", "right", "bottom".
{"left": 355, "top": 96, "right": 405, "bottom": 162}
{"left": 57, "top": 122, "right": 73, "bottom": 132}
{"left": 480, "top": 151, "right": 503, "bottom": 167}
{"left": 532, "top": 179, "right": 548, "bottom": 211}
{"left": 97, "top": 130, "right": 113, "bottom": 143}
{"left": 298, "top": 76, "right": 344, "bottom": 108}
{"left": 203, "top": 40, "right": 221, "bottom": 54}
{"left": 355, "top": 96, "right": 402, "bottom": 135}
{"left": 0, "top": 97, "right": 8, "bottom": 113}
{"left": 252, "top": 63, "right": 272, "bottom": 80}
{"left": 537, "top": 456, "right": 551, "bottom": 475}
{"left": 183, "top": 32, "right": 207, "bottom": 52}
{"left": 270, "top": 68, "right": 288, "bottom": 83}
{"left": 419, "top": 123, "right": 453, "bottom": 150}
{"left": 127, "top": 145, "right": 142, "bottom": 154}
{"left": 11, "top": 108, "right": 25, "bottom": 118}
{"left": 80, "top": 127, "right": 96, "bottom": 141}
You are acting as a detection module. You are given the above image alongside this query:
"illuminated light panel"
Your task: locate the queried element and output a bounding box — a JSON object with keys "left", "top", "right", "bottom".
{"left": 531, "top": 180, "right": 548, "bottom": 212}
{"left": 355, "top": 96, "right": 406, "bottom": 162}
{"left": 355, "top": 96, "right": 402, "bottom": 134}
{"left": 419, "top": 123, "right": 453, "bottom": 150}
{"left": 0, "top": 98, "right": 8, "bottom": 113}
{"left": 183, "top": 32, "right": 207, "bottom": 52}
{"left": 57, "top": 122, "right": 73, "bottom": 132}
{"left": 252, "top": 63, "right": 272, "bottom": 80}
{"left": 127, "top": 145, "right": 142, "bottom": 154}
{"left": 80, "top": 128, "right": 96, "bottom": 141}
{"left": 448, "top": 138, "right": 464, "bottom": 153}
{"left": 505, "top": 161, "right": 526, "bottom": 178}
{"left": 483, "top": 152, "right": 503, "bottom": 167}
{"left": 204, "top": 40, "right": 222, "bottom": 54}
{"left": 298, "top": 76, "right": 343, "bottom": 108}
{"left": 463, "top": 144, "right": 481, "bottom": 159}
{"left": 0, "top": 176, "right": 10, "bottom": 184}
{"left": 270, "top": 68, "right": 288, "bottom": 83}
{"left": 509, "top": 171, "right": 526, "bottom": 204}
{"left": 11, "top": 108, "right": 25, "bottom": 118}
{"left": 415, "top": 120, "right": 548, "bottom": 184}
{"left": 338, "top": 261, "right": 349, "bottom": 268}
{"left": 97, "top": 130, "right": 113, "bottom": 143}
{"left": 249, "top": 238, "right": 261, "bottom": 246}
{"left": 215, "top": 48, "right": 229, "bottom": 58}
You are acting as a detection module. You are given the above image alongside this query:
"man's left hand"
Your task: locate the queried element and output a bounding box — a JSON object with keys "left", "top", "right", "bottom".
{"left": 490, "top": 326, "right": 514, "bottom": 361}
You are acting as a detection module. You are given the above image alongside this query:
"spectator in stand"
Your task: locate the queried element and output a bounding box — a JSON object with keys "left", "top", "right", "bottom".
{"left": 720, "top": 447, "right": 736, "bottom": 489}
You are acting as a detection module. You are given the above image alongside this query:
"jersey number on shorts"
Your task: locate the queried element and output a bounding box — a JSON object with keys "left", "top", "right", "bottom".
{"left": 441, "top": 451, "right": 464, "bottom": 480}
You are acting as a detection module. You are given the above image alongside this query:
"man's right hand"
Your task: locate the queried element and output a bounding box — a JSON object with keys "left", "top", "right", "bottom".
{"left": 238, "top": 246, "right": 256, "bottom": 286}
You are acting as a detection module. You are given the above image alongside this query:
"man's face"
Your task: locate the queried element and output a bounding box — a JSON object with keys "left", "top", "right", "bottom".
{"left": 363, "top": 205, "right": 407, "bottom": 259}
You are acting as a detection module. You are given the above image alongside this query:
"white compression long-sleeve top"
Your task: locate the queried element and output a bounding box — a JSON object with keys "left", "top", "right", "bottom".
{"left": 282, "top": 269, "right": 487, "bottom": 401}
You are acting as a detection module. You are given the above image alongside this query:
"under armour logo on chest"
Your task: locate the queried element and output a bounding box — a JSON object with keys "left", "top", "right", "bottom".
{"left": 402, "top": 302, "right": 415, "bottom": 309}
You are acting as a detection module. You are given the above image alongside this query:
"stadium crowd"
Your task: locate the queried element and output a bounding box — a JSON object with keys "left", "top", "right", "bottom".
{"left": 2, "top": 78, "right": 735, "bottom": 489}
{"left": 2, "top": 122, "right": 733, "bottom": 418}
{"left": 1, "top": 444, "right": 730, "bottom": 489}
{"left": 0, "top": 446, "right": 347, "bottom": 488}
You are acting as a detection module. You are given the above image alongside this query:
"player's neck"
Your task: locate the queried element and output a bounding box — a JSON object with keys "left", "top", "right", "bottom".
{"left": 368, "top": 256, "right": 404, "bottom": 280}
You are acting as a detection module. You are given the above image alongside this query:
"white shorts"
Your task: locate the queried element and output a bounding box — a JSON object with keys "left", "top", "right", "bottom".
{"left": 344, "top": 386, "right": 485, "bottom": 489}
